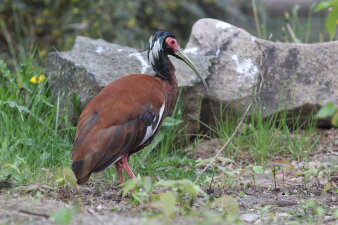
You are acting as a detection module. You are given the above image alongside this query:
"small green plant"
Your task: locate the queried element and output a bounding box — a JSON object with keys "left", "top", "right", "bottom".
{"left": 0, "top": 162, "right": 23, "bottom": 184}
{"left": 300, "top": 199, "right": 325, "bottom": 221}
{"left": 208, "top": 195, "right": 240, "bottom": 222}
{"left": 255, "top": 204, "right": 273, "bottom": 222}
{"left": 51, "top": 207, "right": 75, "bottom": 225}
{"left": 315, "top": 0, "right": 338, "bottom": 40}
{"left": 316, "top": 102, "right": 338, "bottom": 127}
{"left": 155, "top": 179, "right": 207, "bottom": 203}
{"left": 196, "top": 157, "right": 239, "bottom": 188}
{"left": 153, "top": 191, "right": 177, "bottom": 219}
{"left": 268, "top": 160, "right": 295, "bottom": 189}
{"left": 119, "top": 175, "right": 154, "bottom": 205}
{"left": 119, "top": 175, "right": 243, "bottom": 224}
{"left": 321, "top": 180, "right": 338, "bottom": 194}
{"left": 245, "top": 165, "right": 264, "bottom": 187}
{"left": 295, "top": 168, "right": 321, "bottom": 187}
{"left": 119, "top": 176, "right": 208, "bottom": 218}
{"left": 51, "top": 167, "right": 77, "bottom": 189}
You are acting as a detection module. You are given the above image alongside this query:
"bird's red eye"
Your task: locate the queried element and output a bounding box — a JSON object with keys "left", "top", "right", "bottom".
{"left": 165, "top": 37, "right": 180, "bottom": 52}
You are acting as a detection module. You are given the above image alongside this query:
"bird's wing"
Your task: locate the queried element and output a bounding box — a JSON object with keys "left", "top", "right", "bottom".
{"left": 71, "top": 75, "right": 166, "bottom": 184}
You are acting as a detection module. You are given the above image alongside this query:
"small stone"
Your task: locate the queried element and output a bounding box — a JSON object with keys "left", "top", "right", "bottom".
{"left": 254, "top": 220, "right": 262, "bottom": 225}
{"left": 96, "top": 204, "right": 103, "bottom": 211}
{"left": 308, "top": 161, "right": 317, "bottom": 168}
{"left": 240, "top": 213, "right": 259, "bottom": 223}
{"left": 276, "top": 212, "right": 289, "bottom": 217}
{"left": 296, "top": 162, "right": 305, "bottom": 169}
{"left": 324, "top": 216, "right": 334, "bottom": 223}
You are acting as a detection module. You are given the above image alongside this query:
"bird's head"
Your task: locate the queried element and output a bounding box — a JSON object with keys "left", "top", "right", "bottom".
{"left": 148, "top": 30, "right": 208, "bottom": 90}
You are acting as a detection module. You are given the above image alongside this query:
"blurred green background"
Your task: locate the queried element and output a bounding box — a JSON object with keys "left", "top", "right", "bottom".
{"left": 0, "top": 0, "right": 330, "bottom": 66}
{"left": 0, "top": 0, "right": 229, "bottom": 61}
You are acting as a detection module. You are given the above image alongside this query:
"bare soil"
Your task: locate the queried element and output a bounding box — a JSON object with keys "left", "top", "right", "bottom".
{"left": 0, "top": 129, "right": 337, "bottom": 225}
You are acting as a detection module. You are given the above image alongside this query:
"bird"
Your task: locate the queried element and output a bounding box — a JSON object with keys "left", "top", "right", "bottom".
{"left": 71, "top": 30, "right": 208, "bottom": 185}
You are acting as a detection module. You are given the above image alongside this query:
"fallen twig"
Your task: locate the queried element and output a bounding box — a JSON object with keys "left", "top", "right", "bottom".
{"left": 194, "top": 102, "right": 252, "bottom": 183}
{"left": 18, "top": 209, "right": 50, "bottom": 218}
{"left": 261, "top": 200, "right": 298, "bottom": 207}
{"left": 195, "top": 44, "right": 266, "bottom": 183}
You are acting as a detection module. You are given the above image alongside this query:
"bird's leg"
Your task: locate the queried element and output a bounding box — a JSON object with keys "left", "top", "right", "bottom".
{"left": 115, "top": 161, "right": 124, "bottom": 184}
{"left": 120, "top": 154, "right": 136, "bottom": 179}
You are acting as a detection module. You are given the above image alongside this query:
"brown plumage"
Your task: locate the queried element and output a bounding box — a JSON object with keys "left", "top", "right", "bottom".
{"left": 71, "top": 31, "right": 208, "bottom": 185}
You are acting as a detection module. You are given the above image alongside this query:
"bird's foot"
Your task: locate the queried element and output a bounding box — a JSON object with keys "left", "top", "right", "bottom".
{"left": 116, "top": 161, "right": 125, "bottom": 184}
{"left": 116, "top": 154, "right": 136, "bottom": 185}
{"left": 120, "top": 154, "right": 136, "bottom": 179}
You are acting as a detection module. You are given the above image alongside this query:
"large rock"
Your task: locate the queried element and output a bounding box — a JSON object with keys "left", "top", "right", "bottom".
{"left": 185, "top": 18, "right": 338, "bottom": 127}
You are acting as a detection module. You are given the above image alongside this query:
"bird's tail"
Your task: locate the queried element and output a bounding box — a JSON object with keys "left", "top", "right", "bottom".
{"left": 72, "top": 152, "right": 102, "bottom": 185}
{"left": 71, "top": 160, "right": 91, "bottom": 185}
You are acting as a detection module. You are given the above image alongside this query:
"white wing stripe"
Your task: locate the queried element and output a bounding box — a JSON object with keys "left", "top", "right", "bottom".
{"left": 153, "top": 103, "right": 165, "bottom": 134}
{"left": 139, "top": 103, "right": 165, "bottom": 146}
{"left": 112, "top": 155, "right": 123, "bottom": 165}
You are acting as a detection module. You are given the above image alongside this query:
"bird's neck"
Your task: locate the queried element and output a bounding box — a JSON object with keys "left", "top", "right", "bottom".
{"left": 152, "top": 52, "right": 178, "bottom": 117}
{"left": 153, "top": 52, "right": 177, "bottom": 85}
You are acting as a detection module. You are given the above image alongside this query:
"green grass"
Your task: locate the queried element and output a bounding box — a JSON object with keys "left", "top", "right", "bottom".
{"left": 0, "top": 59, "right": 74, "bottom": 183}
{"left": 209, "top": 102, "right": 318, "bottom": 165}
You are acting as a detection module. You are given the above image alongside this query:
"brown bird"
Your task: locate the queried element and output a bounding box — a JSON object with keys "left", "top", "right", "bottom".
{"left": 71, "top": 31, "right": 208, "bottom": 185}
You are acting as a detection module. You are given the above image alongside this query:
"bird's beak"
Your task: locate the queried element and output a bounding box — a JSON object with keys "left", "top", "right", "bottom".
{"left": 174, "top": 49, "right": 209, "bottom": 90}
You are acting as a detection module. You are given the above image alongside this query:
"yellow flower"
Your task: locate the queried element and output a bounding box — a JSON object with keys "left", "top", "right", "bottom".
{"left": 30, "top": 74, "right": 46, "bottom": 84}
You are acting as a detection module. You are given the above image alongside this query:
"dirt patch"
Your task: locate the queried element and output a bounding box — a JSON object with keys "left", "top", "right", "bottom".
{"left": 188, "top": 138, "right": 222, "bottom": 160}
{"left": 0, "top": 129, "right": 337, "bottom": 225}
{"left": 0, "top": 196, "right": 145, "bottom": 225}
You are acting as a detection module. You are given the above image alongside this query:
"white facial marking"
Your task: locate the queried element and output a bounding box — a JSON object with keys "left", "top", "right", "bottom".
{"left": 149, "top": 39, "right": 161, "bottom": 66}
{"left": 139, "top": 103, "right": 165, "bottom": 146}
{"left": 149, "top": 52, "right": 154, "bottom": 66}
